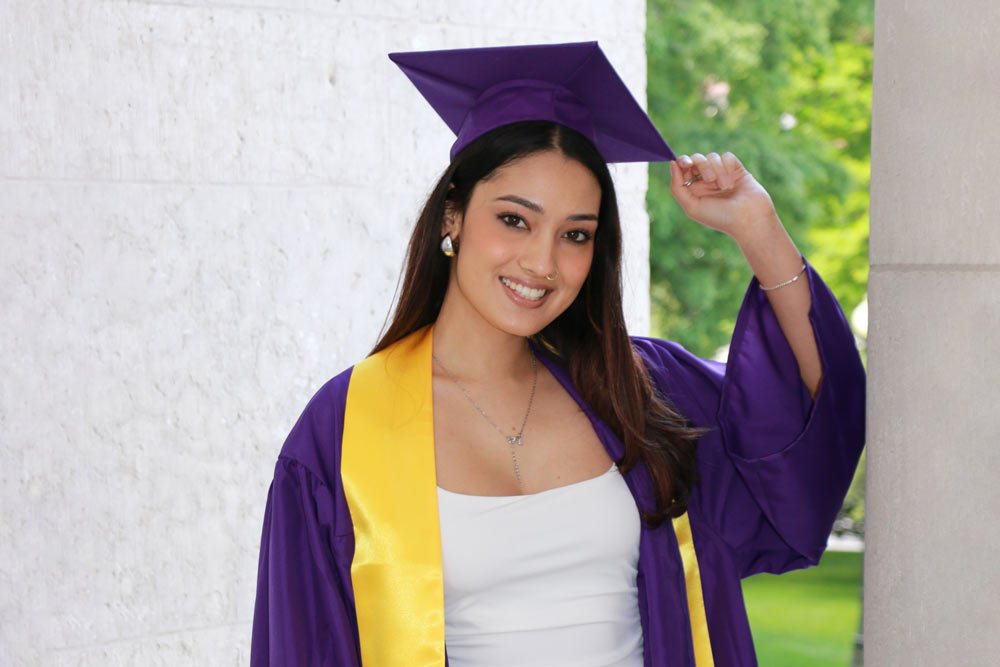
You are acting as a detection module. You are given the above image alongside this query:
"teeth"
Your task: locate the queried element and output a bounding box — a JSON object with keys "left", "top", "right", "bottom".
{"left": 501, "top": 277, "right": 547, "bottom": 301}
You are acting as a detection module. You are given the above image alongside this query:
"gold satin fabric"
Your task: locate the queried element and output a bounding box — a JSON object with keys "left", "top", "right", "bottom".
{"left": 341, "top": 325, "right": 446, "bottom": 667}
{"left": 673, "top": 511, "right": 716, "bottom": 666}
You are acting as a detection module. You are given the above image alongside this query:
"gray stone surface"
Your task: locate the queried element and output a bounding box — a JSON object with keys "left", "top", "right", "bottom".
{"left": 870, "top": 3, "right": 1000, "bottom": 266}
{"left": 0, "top": 1, "right": 650, "bottom": 663}
{"left": 867, "top": 2, "right": 1000, "bottom": 664}
{"left": 866, "top": 270, "right": 1000, "bottom": 665}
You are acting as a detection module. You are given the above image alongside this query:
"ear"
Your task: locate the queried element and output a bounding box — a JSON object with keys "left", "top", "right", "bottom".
{"left": 441, "top": 203, "right": 462, "bottom": 241}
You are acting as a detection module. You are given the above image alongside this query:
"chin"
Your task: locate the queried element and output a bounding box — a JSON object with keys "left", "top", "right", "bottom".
{"left": 482, "top": 318, "right": 541, "bottom": 339}
{"left": 490, "top": 308, "right": 565, "bottom": 339}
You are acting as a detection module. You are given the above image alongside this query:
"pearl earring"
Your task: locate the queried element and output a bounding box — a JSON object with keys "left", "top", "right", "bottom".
{"left": 440, "top": 234, "right": 456, "bottom": 257}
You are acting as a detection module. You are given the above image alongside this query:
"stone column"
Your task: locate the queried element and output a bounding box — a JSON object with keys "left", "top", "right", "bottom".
{"left": 866, "top": 3, "right": 1000, "bottom": 665}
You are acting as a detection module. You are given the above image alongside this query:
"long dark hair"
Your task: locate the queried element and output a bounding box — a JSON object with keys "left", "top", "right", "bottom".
{"left": 372, "top": 121, "right": 703, "bottom": 525}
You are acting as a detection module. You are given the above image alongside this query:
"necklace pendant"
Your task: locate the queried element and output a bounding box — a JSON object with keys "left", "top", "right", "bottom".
{"left": 507, "top": 434, "right": 523, "bottom": 446}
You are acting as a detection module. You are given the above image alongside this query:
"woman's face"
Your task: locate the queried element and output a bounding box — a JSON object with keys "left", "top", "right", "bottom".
{"left": 443, "top": 149, "right": 602, "bottom": 338}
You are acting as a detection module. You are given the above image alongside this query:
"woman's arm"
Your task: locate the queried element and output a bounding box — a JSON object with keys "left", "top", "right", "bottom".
{"left": 251, "top": 372, "right": 362, "bottom": 666}
{"left": 730, "top": 213, "right": 821, "bottom": 398}
{"left": 634, "top": 259, "right": 867, "bottom": 574}
{"left": 668, "top": 153, "right": 822, "bottom": 398}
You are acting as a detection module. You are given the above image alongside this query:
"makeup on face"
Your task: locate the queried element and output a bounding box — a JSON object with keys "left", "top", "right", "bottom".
{"left": 447, "top": 150, "right": 601, "bottom": 337}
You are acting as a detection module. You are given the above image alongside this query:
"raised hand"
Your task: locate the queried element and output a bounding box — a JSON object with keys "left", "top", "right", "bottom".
{"left": 668, "top": 152, "right": 779, "bottom": 239}
{"left": 668, "top": 150, "right": 822, "bottom": 397}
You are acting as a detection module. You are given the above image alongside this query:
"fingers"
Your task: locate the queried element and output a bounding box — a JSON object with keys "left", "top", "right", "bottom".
{"left": 721, "top": 151, "right": 742, "bottom": 173}
{"left": 691, "top": 152, "right": 726, "bottom": 189}
{"left": 673, "top": 154, "right": 701, "bottom": 189}
{"left": 669, "top": 160, "right": 692, "bottom": 199}
{"left": 675, "top": 151, "right": 744, "bottom": 190}
{"left": 677, "top": 154, "right": 699, "bottom": 184}
{"left": 698, "top": 153, "right": 724, "bottom": 186}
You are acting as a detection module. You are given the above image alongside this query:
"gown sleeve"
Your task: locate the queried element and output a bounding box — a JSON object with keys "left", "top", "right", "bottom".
{"left": 633, "top": 259, "right": 866, "bottom": 578}
{"left": 251, "top": 373, "right": 362, "bottom": 666}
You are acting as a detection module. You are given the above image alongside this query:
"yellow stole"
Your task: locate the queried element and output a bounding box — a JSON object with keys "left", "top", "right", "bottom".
{"left": 341, "top": 325, "right": 714, "bottom": 666}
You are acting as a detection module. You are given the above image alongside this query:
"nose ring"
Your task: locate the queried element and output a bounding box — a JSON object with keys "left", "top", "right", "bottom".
{"left": 545, "top": 272, "right": 557, "bottom": 281}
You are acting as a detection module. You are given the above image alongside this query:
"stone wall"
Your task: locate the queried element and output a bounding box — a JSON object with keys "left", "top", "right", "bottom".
{"left": 0, "top": 1, "right": 651, "bottom": 663}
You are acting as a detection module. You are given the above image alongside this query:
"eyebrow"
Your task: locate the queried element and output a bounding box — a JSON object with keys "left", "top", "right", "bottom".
{"left": 494, "top": 195, "right": 599, "bottom": 222}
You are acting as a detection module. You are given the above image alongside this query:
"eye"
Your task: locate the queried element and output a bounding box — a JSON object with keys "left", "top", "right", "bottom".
{"left": 499, "top": 213, "right": 527, "bottom": 229}
{"left": 564, "top": 229, "right": 593, "bottom": 244}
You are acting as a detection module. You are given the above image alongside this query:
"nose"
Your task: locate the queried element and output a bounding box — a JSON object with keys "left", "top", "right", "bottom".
{"left": 517, "top": 232, "right": 558, "bottom": 281}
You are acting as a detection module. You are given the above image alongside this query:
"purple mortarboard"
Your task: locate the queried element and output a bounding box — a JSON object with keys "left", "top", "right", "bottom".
{"left": 389, "top": 41, "right": 675, "bottom": 164}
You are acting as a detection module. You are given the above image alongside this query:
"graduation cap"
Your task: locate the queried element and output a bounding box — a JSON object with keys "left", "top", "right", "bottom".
{"left": 389, "top": 41, "right": 675, "bottom": 164}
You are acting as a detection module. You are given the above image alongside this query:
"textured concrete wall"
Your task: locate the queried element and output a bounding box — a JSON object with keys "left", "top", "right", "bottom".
{"left": 867, "top": 3, "right": 1000, "bottom": 665}
{"left": 0, "top": 1, "right": 651, "bottom": 664}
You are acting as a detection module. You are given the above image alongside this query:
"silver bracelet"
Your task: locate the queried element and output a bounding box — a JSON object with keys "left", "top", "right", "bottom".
{"left": 760, "top": 263, "right": 807, "bottom": 291}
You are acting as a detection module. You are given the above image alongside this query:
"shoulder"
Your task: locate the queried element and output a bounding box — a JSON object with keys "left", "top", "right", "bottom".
{"left": 632, "top": 335, "right": 701, "bottom": 366}
{"left": 630, "top": 336, "right": 725, "bottom": 425}
{"left": 277, "top": 365, "right": 356, "bottom": 488}
{"left": 631, "top": 335, "right": 724, "bottom": 390}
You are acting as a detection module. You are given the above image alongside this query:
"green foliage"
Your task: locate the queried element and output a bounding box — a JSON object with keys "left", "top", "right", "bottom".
{"left": 646, "top": 13, "right": 872, "bottom": 659}
{"left": 743, "top": 550, "right": 864, "bottom": 666}
{"left": 838, "top": 449, "right": 866, "bottom": 533}
{"left": 647, "top": 0, "right": 873, "bottom": 358}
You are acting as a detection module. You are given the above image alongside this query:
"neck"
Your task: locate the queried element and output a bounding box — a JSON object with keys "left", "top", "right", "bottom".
{"left": 432, "top": 286, "right": 534, "bottom": 382}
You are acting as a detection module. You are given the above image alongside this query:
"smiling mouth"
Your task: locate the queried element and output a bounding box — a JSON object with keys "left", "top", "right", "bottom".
{"left": 500, "top": 277, "right": 549, "bottom": 301}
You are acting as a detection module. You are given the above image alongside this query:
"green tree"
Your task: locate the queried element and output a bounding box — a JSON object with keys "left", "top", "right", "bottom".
{"left": 647, "top": 11, "right": 874, "bottom": 659}
{"left": 646, "top": 0, "right": 872, "bottom": 359}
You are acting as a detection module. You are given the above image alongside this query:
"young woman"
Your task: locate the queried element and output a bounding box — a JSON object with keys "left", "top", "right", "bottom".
{"left": 251, "top": 43, "right": 865, "bottom": 667}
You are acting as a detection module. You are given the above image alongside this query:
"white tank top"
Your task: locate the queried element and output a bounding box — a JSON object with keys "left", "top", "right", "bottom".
{"left": 436, "top": 462, "right": 644, "bottom": 667}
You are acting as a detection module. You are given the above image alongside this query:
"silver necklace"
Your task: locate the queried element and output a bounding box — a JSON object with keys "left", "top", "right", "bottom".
{"left": 433, "top": 352, "right": 538, "bottom": 483}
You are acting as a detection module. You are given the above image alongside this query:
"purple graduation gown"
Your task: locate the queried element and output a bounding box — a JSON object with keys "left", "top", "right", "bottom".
{"left": 251, "top": 261, "right": 866, "bottom": 666}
